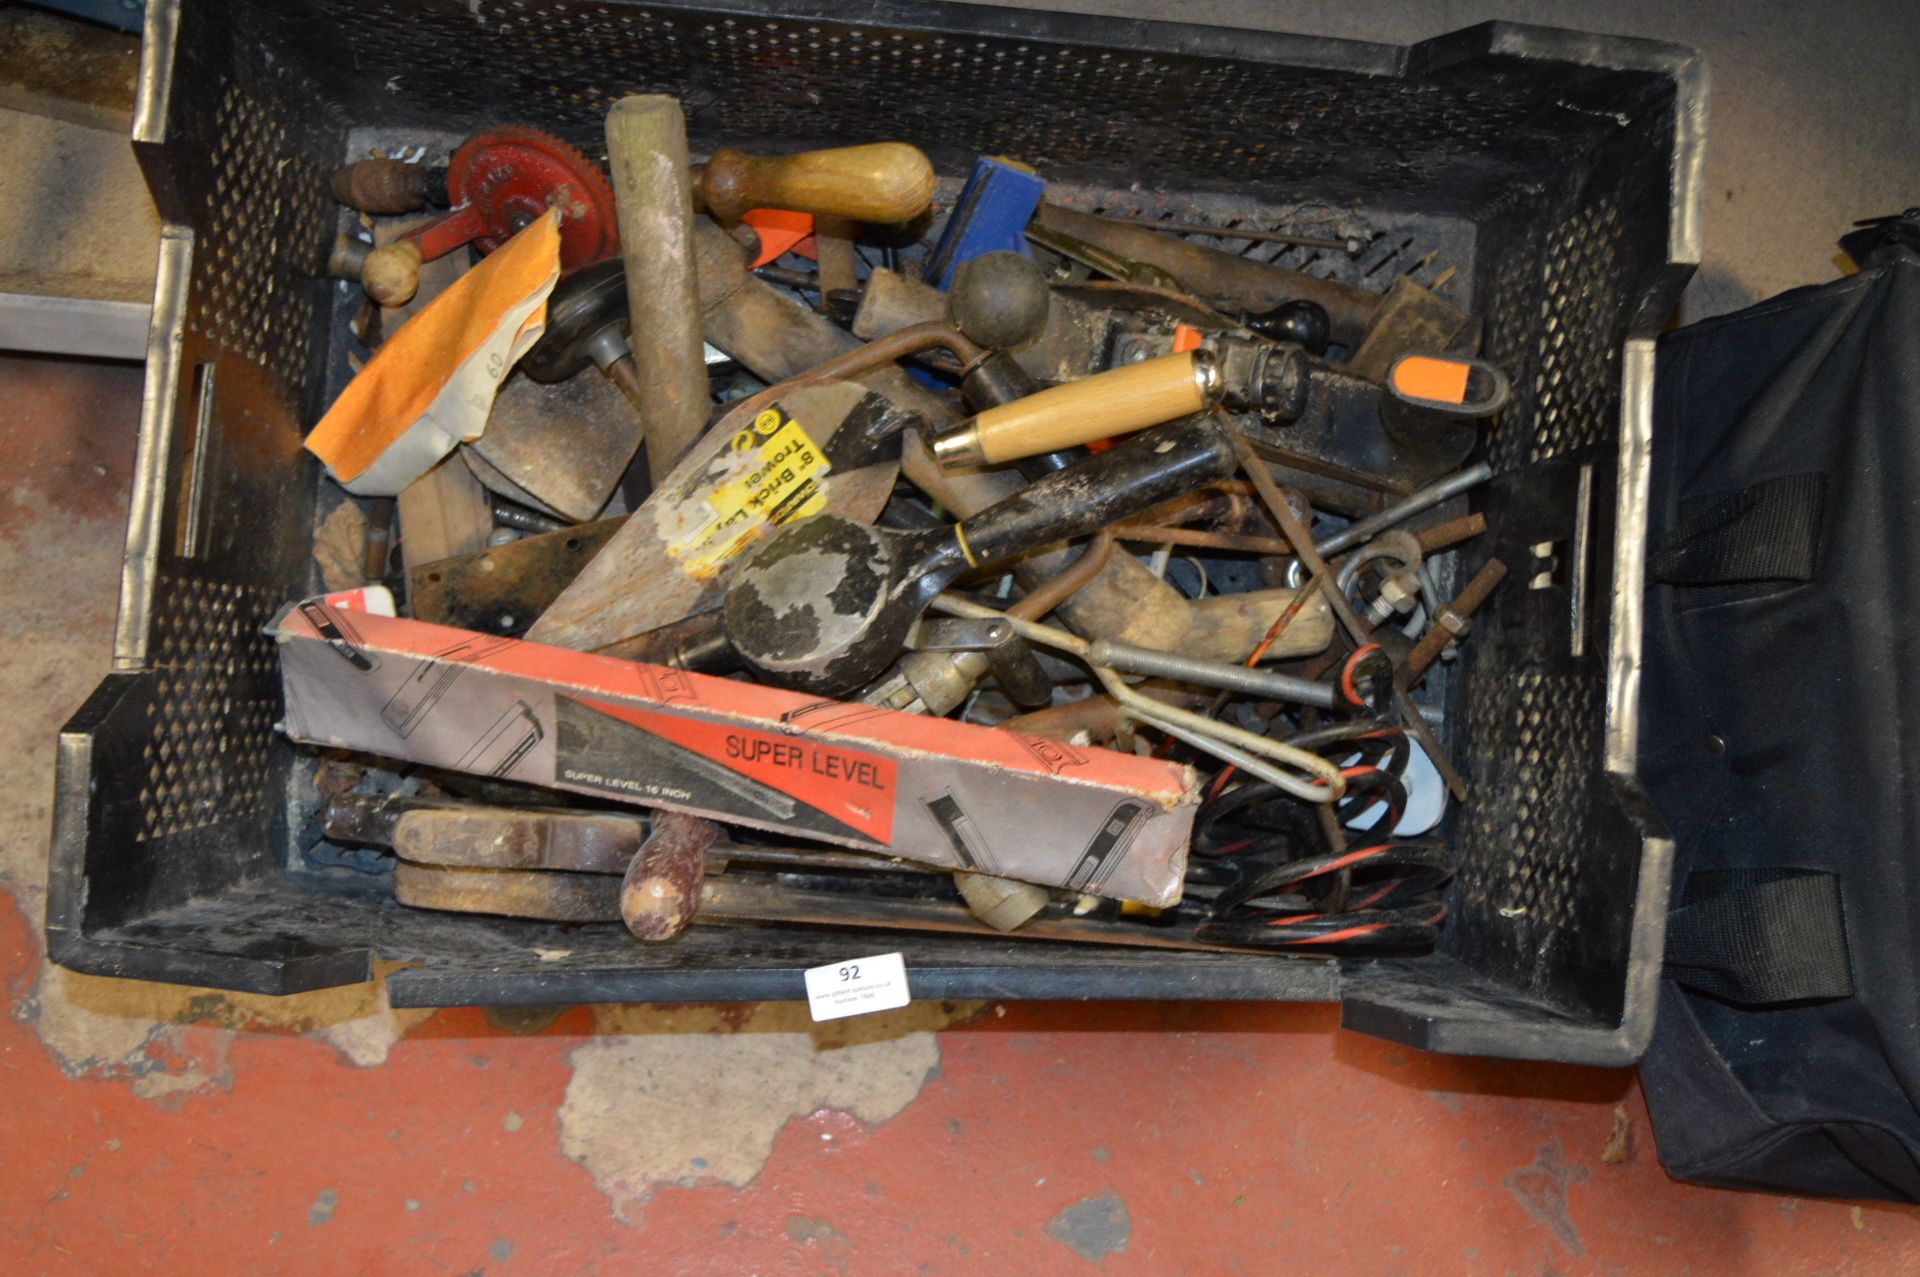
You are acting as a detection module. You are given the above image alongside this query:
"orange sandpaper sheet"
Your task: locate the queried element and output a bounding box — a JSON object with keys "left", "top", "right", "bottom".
{"left": 305, "top": 213, "right": 561, "bottom": 494}
{"left": 273, "top": 601, "right": 1198, "bottom": 905}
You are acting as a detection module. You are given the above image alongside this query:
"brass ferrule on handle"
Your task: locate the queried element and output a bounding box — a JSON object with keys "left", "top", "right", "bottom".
{"left": 931, "top": 350, "right": 1222, "bottom": 469}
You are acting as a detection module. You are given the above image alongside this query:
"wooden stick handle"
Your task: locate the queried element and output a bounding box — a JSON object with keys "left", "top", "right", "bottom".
{"left": 850, "top": 266, "right": 949, "bottom": 340}
{"left": 695, "top": 142, "right": 935, "bottom": 223}
{"left": 931, "top": 351, "right": 1221, "bottom": 468}
{"left": 813, "top": 215, "right": 861, "bottom": 305}
{"left": 620, "top": 811, "right": 719, "bottom": 941}
{"left": 606, "top": 95, "right": 712, "bottom": 484}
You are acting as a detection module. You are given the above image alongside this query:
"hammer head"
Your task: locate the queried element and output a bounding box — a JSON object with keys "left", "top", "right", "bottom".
{"left": 723, "top": 515, "right": 917, "bottom": 696}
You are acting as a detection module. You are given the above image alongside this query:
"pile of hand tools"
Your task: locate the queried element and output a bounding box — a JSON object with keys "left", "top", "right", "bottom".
{"left": 287, "top": 95, "right": 1510, "bottom": 960}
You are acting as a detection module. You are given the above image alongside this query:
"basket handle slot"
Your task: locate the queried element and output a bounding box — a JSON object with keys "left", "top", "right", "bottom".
{"left": 173, "top": 360, "right": 215, "bottom": 559}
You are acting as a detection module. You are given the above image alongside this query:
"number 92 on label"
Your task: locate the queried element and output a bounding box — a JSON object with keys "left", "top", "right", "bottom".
{"left": 803, "top": 952, "right": 911, "bottom": 1022}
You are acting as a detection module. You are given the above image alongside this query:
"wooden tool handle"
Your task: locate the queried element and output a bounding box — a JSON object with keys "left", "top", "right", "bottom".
{"left": 934, "top": 351, "right": 1220, "bottom": 467}
{"left": 850, "top": 266, "right": 945, "bottom": 339}
{"left": 1036, "top": 203, "right": 1381, "bottom": 344}
{"left": 606, "top": 95, "right": 712, "bottom": 485}
{"left": 331, "top": 158, "right": 433, "bottom": 214}
{"left": 361, "top": 239, "right": 423, "bottom": 307}
{"left": 392, "top": 805, "right": 647, "bottom": 873}
{"left": 813, "top": 215, "right": 861, "bottom": 304}
{"left": 696, "top": 142, "right": 935, "bottom": 223}
{"left": 1183, "top": 588, "right": 1336, "bottom": 662}
{"left": 620, "top": 810, "right": 720, "bottom": 942}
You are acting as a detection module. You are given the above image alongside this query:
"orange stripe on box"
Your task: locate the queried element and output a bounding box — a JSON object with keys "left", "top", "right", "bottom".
{"left": 577, "top": 698, "right": 897, "bottom": 843}
{"left": 277, "top": 607, "right": 1191, "bottom": 795}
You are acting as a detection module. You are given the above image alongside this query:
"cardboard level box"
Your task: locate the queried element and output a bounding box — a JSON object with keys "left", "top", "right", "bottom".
{"left": 274, "top": 600, "right": 1200, "bottom": 906}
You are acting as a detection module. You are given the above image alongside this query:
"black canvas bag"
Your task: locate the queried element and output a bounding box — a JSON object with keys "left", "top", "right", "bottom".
{"left": 1639, "top": 244, "right": 1920, "bottom": 1200}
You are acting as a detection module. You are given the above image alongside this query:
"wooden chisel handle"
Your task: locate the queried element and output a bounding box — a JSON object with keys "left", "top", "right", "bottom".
{"left": 331, "top": 157, "right": 440, "bottom": 214}
{"left": 694, "top": 142, "right": 935, "bottom": 223}
{"left": 620, "top": 810, "right": 720, "bottom": 941}
{"left": 930, "top": 350, "right": 1222, "bottom": 468}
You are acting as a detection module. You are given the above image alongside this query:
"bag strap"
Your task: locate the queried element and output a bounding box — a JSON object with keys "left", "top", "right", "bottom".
{"left": 1666, "top": 868, "right": 1854, "bottom": 1004}
{"left": 1650, "top": 472, "right": 1826, "bottom": 585}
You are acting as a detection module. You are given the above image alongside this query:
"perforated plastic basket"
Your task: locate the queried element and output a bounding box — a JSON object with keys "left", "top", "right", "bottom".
{"left": 50, "top": 0, "right": 1703, "bottom": 1063}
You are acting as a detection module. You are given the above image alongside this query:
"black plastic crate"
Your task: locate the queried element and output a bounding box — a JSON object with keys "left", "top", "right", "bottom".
{"left": 49, "top": 0, "right": 1704, "bottom": 1063}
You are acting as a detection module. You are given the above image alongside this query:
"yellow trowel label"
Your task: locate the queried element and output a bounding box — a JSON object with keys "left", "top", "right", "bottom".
{"left": 667, "top": 406, "right": 830, "bottom": 579}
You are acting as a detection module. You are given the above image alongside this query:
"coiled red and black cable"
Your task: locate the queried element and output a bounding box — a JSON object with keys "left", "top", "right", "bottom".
{"left": 1194, "top": 837, "right": 1455, "bottom": 951}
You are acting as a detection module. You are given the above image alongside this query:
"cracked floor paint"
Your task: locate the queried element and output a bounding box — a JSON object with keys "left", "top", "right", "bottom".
{"left": 22, "top": 958, "right": 436, "bottom": 1080}
{"left": 1045, "top": 1191, "right": 1132, "bottom": 1263}
{"left": 1504, "top": 1140, "right": 1591, "bottom": 1256}
{"left": 558, "top": 1000, "right": 979, "bottom": 1218}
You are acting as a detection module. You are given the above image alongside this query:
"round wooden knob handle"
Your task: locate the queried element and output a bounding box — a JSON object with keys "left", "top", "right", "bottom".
{"left": 361, "top": 240, "right": 423, "bottom": 307}
{"left": 697, "top": 142, "right": 935, "bottom": 223}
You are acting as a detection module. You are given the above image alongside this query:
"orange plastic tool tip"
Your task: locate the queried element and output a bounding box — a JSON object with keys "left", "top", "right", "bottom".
{"left": 740, "top": 208, "right": 814, "bottom": 267}
{"left": 1391, "top": 355, "right": 1472, "bottom": 405}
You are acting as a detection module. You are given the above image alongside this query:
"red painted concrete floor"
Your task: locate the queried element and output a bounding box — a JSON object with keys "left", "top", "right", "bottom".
{"left": 5, "top": 350, "right": 1920, "bottom": 1275}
